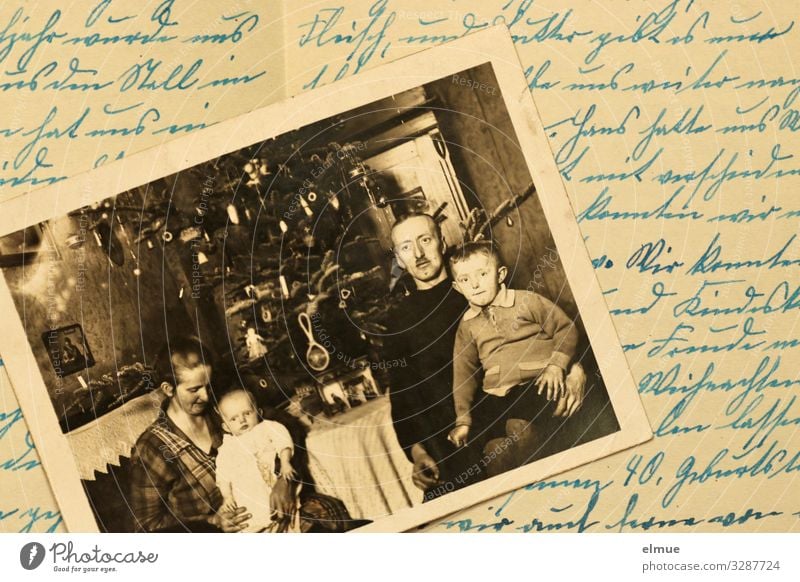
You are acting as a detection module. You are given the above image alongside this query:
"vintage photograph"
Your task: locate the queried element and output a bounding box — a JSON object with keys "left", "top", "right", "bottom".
{"left": 0, "top": 32, "right": 650, "bottom": 533}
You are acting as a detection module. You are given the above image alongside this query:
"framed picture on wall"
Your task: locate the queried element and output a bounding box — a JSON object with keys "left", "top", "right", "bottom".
{"left": 41, "top": 324, "right": 96, "bottom": 378}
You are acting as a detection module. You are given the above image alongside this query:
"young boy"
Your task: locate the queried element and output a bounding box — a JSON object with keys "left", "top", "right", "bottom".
{"left": 447, "top": 241, "right": 585, "bottom": 468}
{"left": 215, "top": 388, "right": 298, "bottom": 532}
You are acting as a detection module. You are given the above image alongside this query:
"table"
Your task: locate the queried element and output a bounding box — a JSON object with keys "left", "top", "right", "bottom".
{"left": 306, "top": 396, "right": 423, "bottom": 521}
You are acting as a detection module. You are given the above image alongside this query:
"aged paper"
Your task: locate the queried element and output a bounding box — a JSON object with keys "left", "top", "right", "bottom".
{"left": 0, "top": 0, "right": 286, "bottom": 202}
{"left": 279, "top": 0, "right": 800, "bottom": 532}
{"left": 0, "top": 362, "right": 63, "bottom": 532}
{"left": 2, "top": 0, "right": 799, "bottom": 533}
{"left": 0, "top": 1, "right": 287, "bottom": 524}
{"left": 0, "top": 29, "right": 649, "bottom": 532}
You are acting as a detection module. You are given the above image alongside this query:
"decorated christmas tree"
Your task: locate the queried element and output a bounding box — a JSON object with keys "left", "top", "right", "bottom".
{"left": 128, "top": 136, "right": 392, "bottom": 403}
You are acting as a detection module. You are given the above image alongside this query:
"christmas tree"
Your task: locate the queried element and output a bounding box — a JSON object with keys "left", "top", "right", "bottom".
{"left": 139, "top": 136, "right": 395, "bottom": 404}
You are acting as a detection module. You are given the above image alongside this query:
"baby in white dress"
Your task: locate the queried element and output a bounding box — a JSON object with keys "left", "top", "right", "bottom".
{"left": 215, "top": 389, "right": 296, "bottom": 532}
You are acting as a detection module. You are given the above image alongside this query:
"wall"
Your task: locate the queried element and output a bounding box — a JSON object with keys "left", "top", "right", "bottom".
{"left": 3, "top": 190, "right": 197, "bottom": 425}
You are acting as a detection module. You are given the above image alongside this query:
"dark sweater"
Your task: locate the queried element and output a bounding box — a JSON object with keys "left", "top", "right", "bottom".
{"left": 383, "top": 278, "right": 468, "bottom": 464}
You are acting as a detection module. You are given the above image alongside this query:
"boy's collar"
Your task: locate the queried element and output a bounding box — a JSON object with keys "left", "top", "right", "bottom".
{"left": 463, "top": 284, "right": 515, "bottom": 320}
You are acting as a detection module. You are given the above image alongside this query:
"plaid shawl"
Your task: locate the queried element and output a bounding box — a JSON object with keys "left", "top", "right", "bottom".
{"left": 149, "top": 423, "right": 219, "bottom": 502}
{"left": 129, "top": 415, "right": 223, "bottom": 532}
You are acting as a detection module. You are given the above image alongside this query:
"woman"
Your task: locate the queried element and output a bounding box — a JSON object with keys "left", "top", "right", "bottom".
{"left": 129, "top": 337, "right": 351, "bottom": 533}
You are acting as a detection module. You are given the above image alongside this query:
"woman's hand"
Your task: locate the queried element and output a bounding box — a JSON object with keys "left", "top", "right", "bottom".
{"left": 209, "top": 505, "right": 251, "bottom": 533}
{"left": 279, "top": 464, "right": 298, "bottom": 480}
{"left": 270, "top": 477, "right": 297, "bottom": 533}
{"left": 448, "top": 425, "right": 470, "bottom": 448}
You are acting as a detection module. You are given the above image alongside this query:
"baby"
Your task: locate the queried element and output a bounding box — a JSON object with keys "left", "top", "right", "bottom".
{"left": 447, "top": 241, "right": 584, "bottom": 464}
{"left": 215, "top": 388, "right": 297, "bottom": 532}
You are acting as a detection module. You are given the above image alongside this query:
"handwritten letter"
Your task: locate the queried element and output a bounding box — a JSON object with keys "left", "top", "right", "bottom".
{"left": 3, "top": 0, "right": 798, "bottom": 532}
{"left": 0, "top": 363, "right": 63, "bottom": 532}
{"left": 285, "top": 0, "right": 800, "bottom": 532}
{"left": 0, "top": 0, "right": 286, "bottom": 200}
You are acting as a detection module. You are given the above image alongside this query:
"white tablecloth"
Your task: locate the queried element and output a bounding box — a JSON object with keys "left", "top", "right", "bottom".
{"left": 306, "top": 396, "right": 423, "bottom": 520}
{"left": 66, "top": 391, "right": 164, "bottom": 480}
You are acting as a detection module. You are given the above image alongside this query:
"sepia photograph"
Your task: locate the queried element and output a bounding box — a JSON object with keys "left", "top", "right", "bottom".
{"left": 0, "top": 31, "right": 650, "bottom": 533}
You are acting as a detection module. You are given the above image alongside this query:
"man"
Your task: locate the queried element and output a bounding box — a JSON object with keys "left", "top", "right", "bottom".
{"left": 129, "top": 337, "right": 295, "bottom": 532}
{"left": 384, "top": 213, "right": 584, "bottom": 499}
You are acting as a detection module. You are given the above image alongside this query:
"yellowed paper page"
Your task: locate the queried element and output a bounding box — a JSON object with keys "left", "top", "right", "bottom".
{"left": 0, "top": 0, "right": 286, "bottom": 203}
{"left": 1, "top": 362, "right": 63, "bottom": 532}
{"left": 282, "top": 0, "right": 800, "bottom": 532}
{"left": 0, "top": 0, "right": 287, "bottom": 528}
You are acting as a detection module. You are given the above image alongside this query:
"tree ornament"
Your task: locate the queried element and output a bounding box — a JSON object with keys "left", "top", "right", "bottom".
{"left": 338, "top": 288, "right": 351, "bottom": 309}
{"left": 244, "top": 158, "right": 269, "bottom": 188}
{"left": 307, "top": 346, "right": 330, "bottom": 371}
{"left": 299, "top": 196, "right": 313, "bottom": 217}
{"left": 298, "top": 312, "right": 330, "bottom": 371}
{"left": 227, "top": 204, "right": 240, "bottom": 225}
{"left": 302, "top": 226, "right": 315, "bottom": 248}
{"left": 245, "top": 327, "right": 268, "bottom": 360}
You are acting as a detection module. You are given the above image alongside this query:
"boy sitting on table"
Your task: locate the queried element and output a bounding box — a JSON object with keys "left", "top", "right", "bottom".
{"left": 447, "top": 241, "right": 585, "bottom": 473}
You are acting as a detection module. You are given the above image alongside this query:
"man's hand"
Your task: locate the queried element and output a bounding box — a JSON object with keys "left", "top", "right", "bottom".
{"left": 536, "top": 364, "right": 565, "bottom": 401}
{"left": 410, "top": 443, "right": 440, "bottom": 491}
{"left": 448, "top": 425, "right": 470, "bottom": 448}
{"left": 269, "top": 476, "right": 297, "bottom": 533}
{"left": 209, "top": 505, "right": 251, "bottom": 533}
{"left": 552, "top": 364, "right": 586, "bottom": 418}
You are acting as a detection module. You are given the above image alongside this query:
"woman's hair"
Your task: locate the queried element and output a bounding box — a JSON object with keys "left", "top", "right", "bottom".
{"left": 153, "top": 336, "right": 216, "bottom": 388}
